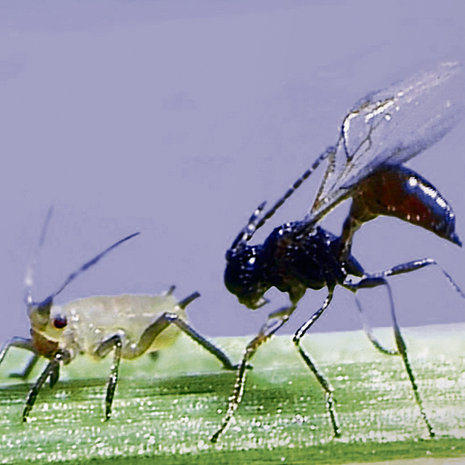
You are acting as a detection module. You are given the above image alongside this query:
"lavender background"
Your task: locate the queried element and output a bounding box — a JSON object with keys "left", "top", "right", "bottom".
{"left": 0, "top": 0, "right": 464, "bottom": 345}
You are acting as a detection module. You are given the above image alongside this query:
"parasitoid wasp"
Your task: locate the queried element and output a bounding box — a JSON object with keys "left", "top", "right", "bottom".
{"left": 212, "top": 61, "right": 465, "bottom": 442}
{"left": 0, "top": 211, "right": 238, "bottom": 422}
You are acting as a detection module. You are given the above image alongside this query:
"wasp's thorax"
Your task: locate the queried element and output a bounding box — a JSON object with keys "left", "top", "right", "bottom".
{"left": 225, "top": 222, "right": 366, "bottom": 308}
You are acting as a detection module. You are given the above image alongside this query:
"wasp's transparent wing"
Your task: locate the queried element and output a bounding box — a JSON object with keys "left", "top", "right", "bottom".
{"left": 310, "top": 61, "right": 465, "bottom": 223}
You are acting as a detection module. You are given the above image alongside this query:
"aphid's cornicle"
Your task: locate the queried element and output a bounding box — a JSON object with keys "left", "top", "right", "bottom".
{"left": 212, "top": 61, "right": 465, "bottom": 442}
{"left": 0, "top": 223, "right": 238, "bottom": 422}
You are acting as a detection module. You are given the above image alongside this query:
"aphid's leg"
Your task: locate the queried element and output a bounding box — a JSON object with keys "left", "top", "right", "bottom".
{"left": 0, "top": 337, "right": 40, "bottom": 380}
{"left": 210, "top": 304, "right": 296, "bottom": 443}
{"left": 0, "top": 337, "right": 35, "bottom": 367}
{"left": 354, "top": 296, "right": 399, "bottom": 356}
{"left": 10, "top": 354, "right": 41, "bottom": 380}
{"left": 22, "top": 350, "right": 68, "bottom": 422}
{"left": 48, "top": 363, "right": 60, "bottom": 389}
{"left": 0, "top": 338, "right": 56, "bottom": 386}
{"left": 128, "top": 312, "right": 238, "bottom": 370}
{"left": 148, "top": 351, "right": 159, "bottom": 362}
{"left": 346, "top": 275, "right": 435, "bottom": 438}
{"left": 292, "top": 290, "right": 342, "bottom": 437}
{"left": 94, "top": 335, "right": 123, "bottom": 421}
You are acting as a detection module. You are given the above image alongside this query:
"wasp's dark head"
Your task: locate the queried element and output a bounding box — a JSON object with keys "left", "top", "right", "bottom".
{"left": 225, "top": 244, "right": 270, "bottom": 309}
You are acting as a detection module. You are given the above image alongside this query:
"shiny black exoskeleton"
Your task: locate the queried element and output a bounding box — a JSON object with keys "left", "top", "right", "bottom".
{"left": 212, "top": 63, "right": 465, "bottom": 443}
{"left": 225, "top": 223, "right": 363, "bottom": 308}
{"left": 213, "top": 197, "right": 464, "bottom": 443}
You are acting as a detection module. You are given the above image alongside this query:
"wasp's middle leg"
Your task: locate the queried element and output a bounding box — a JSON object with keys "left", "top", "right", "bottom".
{"left": 292, "top": 289, "right": 342, "bottom": 437}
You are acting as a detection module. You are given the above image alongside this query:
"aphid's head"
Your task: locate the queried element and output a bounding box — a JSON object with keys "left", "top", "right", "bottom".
{"left": 225, "top": 244, "right": 270, "bottom": 309}
{"left": 24, "top": 227, "right": 140, "bottom": 347}
{"left": 28, "top": 297, "right": 53, "bottom": 331}
{"left": 28, "top": 297, "right": 68, "bottom": 338}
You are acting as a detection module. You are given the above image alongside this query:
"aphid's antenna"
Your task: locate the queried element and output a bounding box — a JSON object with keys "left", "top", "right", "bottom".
{"left": 24, "top": 207, "right": 54, "bottom": 308}
{"left": 34, "top": 231, "right": 141, "bottom": 307}
{"left": 229, "top": 145, "right": 337, "bottom": 254}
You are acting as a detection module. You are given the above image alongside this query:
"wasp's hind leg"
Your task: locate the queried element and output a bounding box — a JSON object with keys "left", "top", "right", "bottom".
{"left": 344, "top": 267, "right": 442, "bottom": 438}
{"left": 354, "top": 296, "right": 399, "bottom": 356}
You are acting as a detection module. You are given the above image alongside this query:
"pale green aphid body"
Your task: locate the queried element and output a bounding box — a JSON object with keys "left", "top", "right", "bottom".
{"left": 40, "top": 294, "right": 185, "bottom": 360}
{"left": 0, "top": 231, "right": 236, "bottom": 422}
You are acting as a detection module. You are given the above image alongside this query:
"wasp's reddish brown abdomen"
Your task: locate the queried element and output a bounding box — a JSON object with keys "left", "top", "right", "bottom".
{"left": 348, "top": 165, "right": 461, "bottom": 246}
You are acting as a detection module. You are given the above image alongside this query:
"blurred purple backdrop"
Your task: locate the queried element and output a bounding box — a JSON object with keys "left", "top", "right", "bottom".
{"left": 0, "top": 0, "right": 464, "bottom": 345}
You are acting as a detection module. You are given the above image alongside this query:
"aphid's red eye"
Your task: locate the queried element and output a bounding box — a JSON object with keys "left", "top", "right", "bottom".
{"left": 52, "top": 315, "right": 67, "bottom": 329}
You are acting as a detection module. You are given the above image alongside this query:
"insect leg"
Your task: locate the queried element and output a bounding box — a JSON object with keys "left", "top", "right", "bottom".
{"left": 48, "top": 363, "right": 60, "bottom": 389}
{"left": 0, "top": 338, "right": 59, "bottom": 386}
{"left": 10, "top": 354, "right": 41, "bottom": 380}
{"left": 94, "top": 335, "right": 123, "bottom": 421}
{"left": 22, "top": 350, "right": 68, "bottom": 422}
{"left": 128, "top": 312, "right": 237, "bottom": 370}
{"left": 0, "top": 337, "right": 36, "bottom": 370}
{"left": 148, "top": 351, "right": 159, "bottom": 362}
{"left": 211, "top": 304, "right": 296, "bottom": 443}
{"left": 347, "top": 276, "right": 435, "bottom": 438}
{"left": 383, "top": 259, "right": 465, "bottom": 299}
{"left": 354, "top": 296, "right": 399, "bottom": 356}
{"left": 292, "top": 290, "right": 341, "bottom": 437}
{"left": 347, "top": 258, "right": 464, "bottom": 299}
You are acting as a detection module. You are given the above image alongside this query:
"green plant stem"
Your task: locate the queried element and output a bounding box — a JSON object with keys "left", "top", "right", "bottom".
{"left": 0, "top": 324, "right": 464, "bottom": 464}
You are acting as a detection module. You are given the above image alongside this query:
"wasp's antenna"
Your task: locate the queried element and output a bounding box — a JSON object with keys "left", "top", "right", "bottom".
{"left": 35, "top": 232, "right": 141, "bottom": 307}
{"left": 257, "top": 146, "right": 337, "bottom": 232}
{"left": 24, "top": 207, "right": 54, "bottom": 308}
{"left": 228, "top": 201, "right": 267, "bottom": 255}
{"left": 229, "top": 145, "right": 337, "bottom": 254}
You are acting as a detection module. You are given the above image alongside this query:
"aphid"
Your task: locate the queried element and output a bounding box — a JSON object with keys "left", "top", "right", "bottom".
{"left": 0, "top": 215, "right": 238, "bottom": 422}
{"left": 211, "top": 61, "right": 465, "bottom": 442}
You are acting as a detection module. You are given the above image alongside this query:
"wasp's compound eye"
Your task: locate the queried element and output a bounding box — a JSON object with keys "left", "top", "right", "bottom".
{"left": 52, "top": 315, "right": 68, "bottom": 329}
